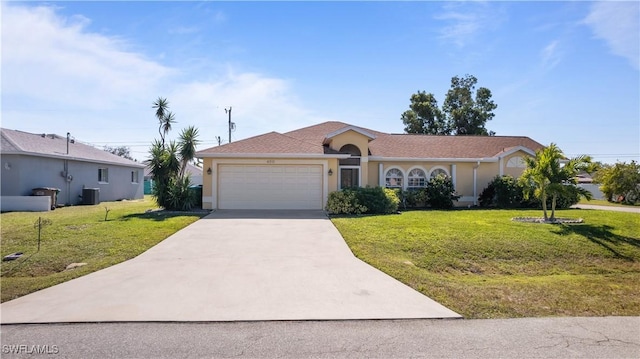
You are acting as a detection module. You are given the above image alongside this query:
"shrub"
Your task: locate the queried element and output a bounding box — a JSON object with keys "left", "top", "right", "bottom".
{"left": 326, "top": 187, "right": 399, "bottom": 215}
{"left": 326, "top": 189, "right": 367, "bottom": 215}
{"left": 479, "top": 175, "right": 525, "bottom": 208}
{"left": 397, "top": 189, "right": 427, "bottom": 209}
{"left": 425, "top": 174, "right": 460, "bottom": 209}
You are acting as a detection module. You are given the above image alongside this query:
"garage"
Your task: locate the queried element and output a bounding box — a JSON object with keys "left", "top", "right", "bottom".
{"left": 218, "top": 165, "right": 323, "bottom": 210}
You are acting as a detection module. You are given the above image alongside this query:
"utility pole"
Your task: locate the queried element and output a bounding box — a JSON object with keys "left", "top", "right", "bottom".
{"left": 225, "top": 107, "right": 233, "bottom": 143}
{"left": 215, "top": 136, "right": 222, "bottom": 146}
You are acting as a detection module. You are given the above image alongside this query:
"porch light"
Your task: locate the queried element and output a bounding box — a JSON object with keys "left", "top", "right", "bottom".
{"left": 328, "top": 168, "right": 333, "bottom": 176}
{"left": 207, "top": 167, "right": 212, "bottom": 175}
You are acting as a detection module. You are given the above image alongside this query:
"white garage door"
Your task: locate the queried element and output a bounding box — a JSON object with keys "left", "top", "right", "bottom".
{"left": 218, "top": 165, "right": 323, "bottom": 209}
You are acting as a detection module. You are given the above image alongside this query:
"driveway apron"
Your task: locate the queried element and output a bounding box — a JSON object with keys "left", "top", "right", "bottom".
{"left": 1, "top": 210, "right": 460, "bottom": 323}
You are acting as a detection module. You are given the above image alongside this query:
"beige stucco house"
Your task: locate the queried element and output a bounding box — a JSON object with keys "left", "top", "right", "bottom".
{"left": 195, "top": 121, "right": 544, "bottom": 210}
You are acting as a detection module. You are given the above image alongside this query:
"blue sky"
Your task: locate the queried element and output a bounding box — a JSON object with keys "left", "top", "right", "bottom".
{"left": 2, "top": 1, "right": 639, "bottom": 164}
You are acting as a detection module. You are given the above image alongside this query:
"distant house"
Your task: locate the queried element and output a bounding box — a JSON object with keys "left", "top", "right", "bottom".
{"left": 1, "top": 128, "right": 144, "bottom": 207}
{"left": 196, "top": 121, "right": 545, "bottom": 210}
{"left": 144, "top": 163, "right": 203, "bottom": 195}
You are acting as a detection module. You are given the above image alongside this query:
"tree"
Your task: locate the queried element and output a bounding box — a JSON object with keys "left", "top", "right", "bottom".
{"left": 402, "top": 74, "right": 497, "bottom": 136}
{"left": 593, "top": 161, "right": 640, "bottom": 204}
{"left": 152, "top": 97, "right": 176, "bottom": 146}
{"left": 178, "top": 126, "right": 200, "bottom": 177}
{"left": 104, "top": 145, "right": 134, "bottom": 161}
{"left": 519, "top": 143, "right": 593, "bottom": 222}
{"left": 443, "top": 74, "right": 497, "bottom": 136}
{"left": 146, "top": 98, "right": 200, "bottom": 211}
{"left": 401, "top": 91, "right": 449, "bottom": 135}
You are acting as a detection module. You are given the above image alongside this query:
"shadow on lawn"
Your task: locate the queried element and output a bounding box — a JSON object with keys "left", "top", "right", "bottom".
{"left": 121, "top": 210, "right": 208, "bottom": 222}
{"left": 553, "top": 224, "right": 640, "bottom": 261}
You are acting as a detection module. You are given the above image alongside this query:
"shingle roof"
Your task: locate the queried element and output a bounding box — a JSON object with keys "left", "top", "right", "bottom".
{"left": 196, "top": 121, "right": 545, "bottom": 159}
{"left": 196, "top": 131, "right": 327, "bottom": 155}
{"left": 1, "top": 128, "right": 145, "bottom": 168}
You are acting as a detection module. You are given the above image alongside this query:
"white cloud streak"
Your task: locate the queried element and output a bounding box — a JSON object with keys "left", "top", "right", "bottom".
{"left": 584, "top": 2, "right": 640, "bottom": 70}
{"left": 435, "top": 2, "right": 506, "bottom": 48}
{"left": 1, "top": 3, "right": 319, "bottom": 158}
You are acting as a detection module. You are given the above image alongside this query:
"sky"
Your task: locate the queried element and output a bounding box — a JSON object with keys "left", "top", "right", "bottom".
{"left": 2, "top": 1, "right": 639, "bottom": 164}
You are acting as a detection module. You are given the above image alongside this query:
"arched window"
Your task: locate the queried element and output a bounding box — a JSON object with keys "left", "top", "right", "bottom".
{"left": 507, "top": 156, "right": 526, "bottom": 168}
{"left": 339, "top": 144, "right": 361, "bottom": 166}
{"left": 430, "top": 167, "right": 449, "bottom": 179}
{"left": 385, "top": 168, "right": 404, "bottom": 188}
{"left": 407, "top": 168, "right": 427, "bottom": 189}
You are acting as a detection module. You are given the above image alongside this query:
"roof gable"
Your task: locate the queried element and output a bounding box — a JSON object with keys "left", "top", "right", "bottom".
{"left": 1, "top": 128, "right": 144, "bottom": 168}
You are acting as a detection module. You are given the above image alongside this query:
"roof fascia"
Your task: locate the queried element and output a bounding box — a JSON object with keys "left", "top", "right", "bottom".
{"left": 368, "top": 156, "right": 499, "bottom": 163}
{"left": 197, "top": 153, "right": 351, "bottom": 159}
{"left": 322, "top": 126, "right": 377, "bottom": 145}
{"left": 4, "top": 151, "right": 146, "bottom": 168}
{"left": 497, "top": 146, "right": 536, "bottom": 157}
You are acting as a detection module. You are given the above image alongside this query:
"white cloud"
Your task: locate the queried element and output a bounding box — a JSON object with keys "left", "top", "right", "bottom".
{"left": 540, "top": 40, "right": 562, "bottom": 70}
{"left": 584, "top": 2, "right": 640, "bottom": 70}
{"left": 168, "top": 71, "right": 323, "bottom": 147}
{"left": 1, "top": 3, "right": 174, "bottom": 110}
{"left": 435, "top": 2, "right": 506, "bottom": 48}
{"left": 1, "top": 3, "right": 320, "bottom": 157}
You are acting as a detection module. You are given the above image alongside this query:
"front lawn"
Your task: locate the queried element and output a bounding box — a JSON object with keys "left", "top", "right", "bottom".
{"left": 1, "top": 197, "right": 207, "bottom": 302}
{"left": 332, "top": 209, "right": 640, "bottom": 318}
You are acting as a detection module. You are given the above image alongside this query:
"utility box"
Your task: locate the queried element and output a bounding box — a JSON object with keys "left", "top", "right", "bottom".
{"left": 82, "top": 188, "right": 100, "bottom": 205}
{"left": 32, "top": 187, "right": 60, "bottom": 210}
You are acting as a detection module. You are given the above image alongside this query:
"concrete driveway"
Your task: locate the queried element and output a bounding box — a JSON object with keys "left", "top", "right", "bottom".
{"left": 1, "top": 210, "right": 460, "bottom": 323}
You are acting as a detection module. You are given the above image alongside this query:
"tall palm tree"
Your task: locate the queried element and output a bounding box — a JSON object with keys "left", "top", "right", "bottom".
{"left": 178, "top": 126, "right": 200, "bottom": 177}
{"left": 152, "top": 97, "right": 176, "bottom": 146}
{"left": 520, "top": 143, "right": 592, "bottom": 221}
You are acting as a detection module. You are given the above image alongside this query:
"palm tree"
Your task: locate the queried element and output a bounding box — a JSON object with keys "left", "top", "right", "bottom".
{"left": 520, "top": 143, "right": 592, "bottom": 222}
{"left": 178, "top": 126, "right": 200, "bottom": 177}
{"left": 152, "top": 97, "right": 176, "bottom": 146}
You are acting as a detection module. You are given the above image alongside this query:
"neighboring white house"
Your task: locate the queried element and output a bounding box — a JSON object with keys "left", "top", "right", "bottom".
{"left": 1, "top": 128, "right": 145, "bottom": 208}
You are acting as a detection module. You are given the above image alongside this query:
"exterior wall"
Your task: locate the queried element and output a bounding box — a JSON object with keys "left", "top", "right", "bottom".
{"left": 501, "top": 152, "right": 529, "bottom": 178}
{"left": 0, "top": 154, "right": 143, "bottom": 206}
{"left": 327, "top": 131, "right": 370, "bottom": 159}
{"left": 201, "top": 157, "right": 335, "bottom": 210}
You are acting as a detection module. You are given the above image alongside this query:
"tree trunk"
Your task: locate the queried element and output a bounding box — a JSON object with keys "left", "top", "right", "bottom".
{"left": 550, "top": 194, "right": 557, "bottom": 222}
{"left": 541, "top": 190, "right": 548, "bottom": 221}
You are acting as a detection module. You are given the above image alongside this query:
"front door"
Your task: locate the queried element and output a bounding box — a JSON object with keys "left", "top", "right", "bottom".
{"left": 339, "top": 167, "right": 359, "bottom": 189}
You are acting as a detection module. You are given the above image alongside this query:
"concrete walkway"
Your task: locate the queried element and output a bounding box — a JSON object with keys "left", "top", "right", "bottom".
{"left": 0, "top": 210, "right": 460, "bottom": 323}
{"left": 571, "top": 204, "right": 640, "bottom": 213}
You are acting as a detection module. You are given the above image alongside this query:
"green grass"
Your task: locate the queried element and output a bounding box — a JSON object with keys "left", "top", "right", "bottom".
{"left": 332, "top": 209, "right": 640, "bottom": 319}
{"left": 1, "top": 197, "right": 206, "bottom": 302}
{"left": 579, "top": 198, "right": 640, "bottom": 207}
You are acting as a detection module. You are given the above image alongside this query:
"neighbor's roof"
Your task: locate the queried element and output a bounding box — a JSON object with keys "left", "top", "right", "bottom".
{"left": 144, "top": 162, "right": 204, "bottom": 177}
{"left": 1, "top": 128, "right": 145, "bottom": 168}
{"left": 196, "top": 121, "right": 544, "bottom": 159}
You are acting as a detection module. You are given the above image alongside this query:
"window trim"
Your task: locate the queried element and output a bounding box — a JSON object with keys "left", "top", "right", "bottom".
{"left": 131, "top": 170, "right": 139, "bottom": 184}
{"left": 98, "top": 167, "right": 109, "bottom": 184}
{"left": 429, "top": 166, "right": 450, "bottom": 179}
{"left": 338, "top": 165, "right": 361, "bottom": 190}
{"left": 406, "top": 166, "right": 427, "bottom": 189}
{"left": 384, "top": 167, "right": 404, "bottom": 189}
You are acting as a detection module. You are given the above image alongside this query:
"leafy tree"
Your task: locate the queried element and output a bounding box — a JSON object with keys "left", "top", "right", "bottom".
{"left": 401, "top": 91, "right": 449, "bottom": 135}
{"left": 443, "top": 74, "right": 497, "bottom": 136}
{"left": 104, "top": 145, "right": 134, "bottom": 161}
{"left": 519, "top": 144, "right": 592, "bottom": 222}
{"left": 593, "top": 161, "right": 640, "bottom": 204}
{"left": 402, "top": 74, "right": 496, "bottom": 136}
{"left": 146, "top": 98, "right": 200, "bottom": 210}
